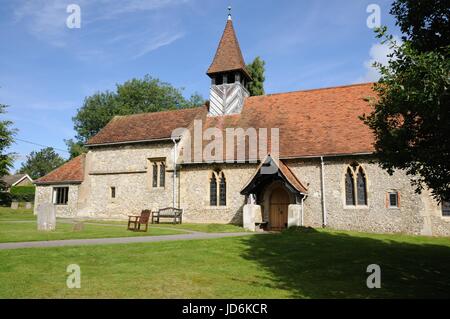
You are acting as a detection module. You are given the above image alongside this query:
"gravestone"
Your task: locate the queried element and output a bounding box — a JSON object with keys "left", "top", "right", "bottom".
{"left": 72, "top": 221, "right": 84, "bottom": 232}
{"left": 243, "top": 204, "right": 262, "bottom": 232}
{"left": 25, "top": 202, "right": 32, "bottom": 209}
{"left": 36, "top": 203, "right": 56, "bottom": 231}
{"left": 11, "top": 202, "right": 19, "bottom": 210}
{"left": 288, "top": 204, "right": 302, "bottom": 228}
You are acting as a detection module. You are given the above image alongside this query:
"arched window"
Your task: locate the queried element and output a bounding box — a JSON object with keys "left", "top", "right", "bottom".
{"left": 219, "top": 173, "right": 226, "bottom": 206}
{"left": 159, "top": 162, "right": 165, "bottom": 187}
{"left": 152, "top": 163, "right": 158, "bottom": 188}
{"left": 210, "top": 173, "right": 217, "bottom": 206}
{"left": 442, "top": 201, "right": 450, "bottom": 216}
{"left": 345, "top": 164, "right": 368, "bottom": 206}
{"left": 345, "top": 168, "right": 355, "bottom": 206}
{"left": 356, "top": 168, "right": 367, "bottom": 205}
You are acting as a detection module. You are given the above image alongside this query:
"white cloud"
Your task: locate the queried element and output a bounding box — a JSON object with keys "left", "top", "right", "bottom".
{"left": 133, "top": 31, "right": 185, "bottom": 59}
{"left": 14, "top": 0, "right": 72, "bottom": 47}
{"left": 13, "top": 0, "right": 190, "bottom": 58}
{"left": 87, "top": 0, "right": 190, "bottom": 22}
{"left": 358, "top": 35, "right": 402, "bottom": 82}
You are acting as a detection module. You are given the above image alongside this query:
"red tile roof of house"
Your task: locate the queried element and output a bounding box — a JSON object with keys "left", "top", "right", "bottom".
{"left": 181, "top": 83, "right": 377, "bottom": 162}
{"left": 207, "top": 19, "right": 251, "bottom": 79}
{"left": 241, "top": 155, "right": 308, "bottom": 194}
{"left": 243, "top": 83, "right": 376, "bottom": 158}
{"left": 86, "top": 107, "right": 206, "bottom": 146}
{"left": 87, "top": 83, "right": 376, "bottom": 158}
{"left": 34, "top": 155, "right": 85, "bottom": 185}
{"left": 38, "top": 83, "right": 376, "bottom": 185}
{"left": 278, "top": 159, "right": 308, "bottom": 193}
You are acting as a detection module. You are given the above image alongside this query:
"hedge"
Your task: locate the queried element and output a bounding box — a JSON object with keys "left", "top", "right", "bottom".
{"left": 10, "top": 185, "right": 35, "bottom": 195}
{"left": 10, "top": 186, "right": 35, "bottom": 202}
{"left": 0, "top": 192, "right": 12, "bottom": 206}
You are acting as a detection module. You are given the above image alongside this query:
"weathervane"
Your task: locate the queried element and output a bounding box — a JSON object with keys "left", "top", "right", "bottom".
{"left": 227, "top": 6, "right": 232, "bottom": 20}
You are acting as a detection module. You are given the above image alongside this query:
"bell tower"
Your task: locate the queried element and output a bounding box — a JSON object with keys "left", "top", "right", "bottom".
{"left": 207, "top": 8, "right": 252, "bottom": 116}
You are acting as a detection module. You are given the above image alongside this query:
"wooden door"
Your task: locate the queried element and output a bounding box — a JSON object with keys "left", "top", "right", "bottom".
{"left": 269, "top": 187, "right": 290, "bottom": 230}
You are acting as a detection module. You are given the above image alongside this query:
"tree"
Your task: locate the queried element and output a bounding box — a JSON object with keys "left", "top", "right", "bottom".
{"left": 391, "top": 0, "right": 449, "bottom": 53}
{"left": 72, "top": 75, "right": 204, "bottom": 144}
{"left": 362, "top": 0, "right": 450, "bottom": 201}
{"left": 18, "top": 147, "right": 66, "bottom": 179}
{"left": 246, "top": 57, "right": 266, "bottom": 96}
{"left": 0, "top": 103, "right": 16, "bottom": 191}
{"left": 65, "top": 139, "right": 87, "bottom": 159}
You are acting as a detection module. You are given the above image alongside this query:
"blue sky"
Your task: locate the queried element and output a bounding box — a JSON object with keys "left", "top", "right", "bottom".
{"left": 0, "top": 0, "right": 400, "bottom": 172}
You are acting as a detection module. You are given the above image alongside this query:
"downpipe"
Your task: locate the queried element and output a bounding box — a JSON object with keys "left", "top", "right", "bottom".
{"left": 320, "top": 156, "right": 327, "bottom": 227}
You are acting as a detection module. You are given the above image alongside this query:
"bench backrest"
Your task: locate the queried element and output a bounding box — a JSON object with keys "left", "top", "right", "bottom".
{"left": 139, "top": 210, "right": 151, "bottom": 223}
{"left": 157, "top": 207, "right": 182, "bottom": 216}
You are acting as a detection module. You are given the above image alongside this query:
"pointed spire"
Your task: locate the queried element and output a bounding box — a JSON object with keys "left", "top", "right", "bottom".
{"left": 207, "top": 10, "right": 251, "bottom": 79}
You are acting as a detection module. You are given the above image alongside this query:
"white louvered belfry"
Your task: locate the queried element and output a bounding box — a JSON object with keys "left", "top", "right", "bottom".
{"left": 206, "top": 11, "right": 252, "bottom": 116}
{"left": 209, "top": 82, "right": 250, "bottom": 116}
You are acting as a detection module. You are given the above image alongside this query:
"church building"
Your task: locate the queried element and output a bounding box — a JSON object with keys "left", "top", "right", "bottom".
{"left": 34, "top": 13, "right": 450, "bottom": 236}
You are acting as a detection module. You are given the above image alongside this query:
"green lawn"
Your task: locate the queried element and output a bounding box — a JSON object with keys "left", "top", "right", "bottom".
{"left": 81, "top": 219, "right": 245, "bottom": 233}
{"left": 0, "top": 207, "right": 185, "bottom": 243}
{"left": 1, "top": 227, "right": 449, "bottom": 298}
{"left": 0, "top": 221, "right": 187, "bottom": 243}
{"left": 0, "top": 207, "right": 36, "bottom": 221}
{"left": 0, "top": 207, "right": 245, "bottom": 240}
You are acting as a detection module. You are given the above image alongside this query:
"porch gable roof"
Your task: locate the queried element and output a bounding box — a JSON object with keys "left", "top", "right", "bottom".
{"left": 240, "top": 155, "right": 308, "bottom": 195}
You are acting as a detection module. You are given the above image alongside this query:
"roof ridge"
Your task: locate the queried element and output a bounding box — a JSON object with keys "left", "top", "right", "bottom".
{"left": 249, "top": 82, "right": 375, "bottom": 99}
{"left": 35, "top": 154, "right": 85, "bottom": 185}
{"left": 112, "top": 105, "right": 206, "bottom": 120}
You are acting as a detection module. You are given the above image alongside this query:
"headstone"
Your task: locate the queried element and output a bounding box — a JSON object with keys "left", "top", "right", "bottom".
{"left": 25, "top": 202, "right": 33, "bottom": 209}
{"left": 288, "top": 204, "right": 302, "bottom": 228}
{"left": 11, "top": 201, "right": 19, "bottom": 210}
{"left": 72, "top": 221, "right": 84, "bottom": 232}
{"left": 36, "top": 203, "right": 56, "bottom": 231}
{"left": 243, "top": 204, "right": 262, "bottom": 232}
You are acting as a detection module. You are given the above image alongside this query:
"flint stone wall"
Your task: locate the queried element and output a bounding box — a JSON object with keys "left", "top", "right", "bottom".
{"left": 33, "top": 146, "right": 450, "bottom": 236}
{"left": 33, "top": 184, "right": 79, "bottom": 217}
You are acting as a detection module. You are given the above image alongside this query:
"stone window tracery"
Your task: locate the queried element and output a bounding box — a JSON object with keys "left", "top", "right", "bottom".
{"left": 210, "top": 171, "right": 226, "bottom": 206}
{"left": 345, "top": 164, "right": 368, "bottom": 206}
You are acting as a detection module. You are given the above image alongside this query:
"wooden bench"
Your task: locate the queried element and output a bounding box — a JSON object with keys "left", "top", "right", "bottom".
{"left": 128, "top": 210, "right": 151, "bottom": 232}
{"left": 255, "top": 221, "right": 269, "bottom": 231}
{"left": 152, "top": 207, "right": 183, "bottom": 224}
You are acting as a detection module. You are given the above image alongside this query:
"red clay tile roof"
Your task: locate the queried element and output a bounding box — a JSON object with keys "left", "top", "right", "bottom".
{"left": 241, "top": 155, "right": 308, "bottom": 194}
{"left": 37, "top": 83, "right": 376, "bottom": 184}
{"left": 242, "top": 82, "right": 376, "bottom": 158}
{"left": 86, "top": 83, "right": 376, "bottom": 160}
{"left": 207, "top": 19, "right": 251, "bottom": 79}
{"left": 278, "top": 160, "right": 308, "bottom": 193}
{"left": 181, "top": 83, "right": 377, "bottom": 162}
{"left": 34, "top": 155, "right": 85, "bottom": 185}
{"left": 86, "top": 107, "right": 206, "bottom": 146}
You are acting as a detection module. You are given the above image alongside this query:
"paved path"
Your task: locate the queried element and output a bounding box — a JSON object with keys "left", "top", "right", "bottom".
{"left": 0, "top": 232, "right": 256, "bottom": 250}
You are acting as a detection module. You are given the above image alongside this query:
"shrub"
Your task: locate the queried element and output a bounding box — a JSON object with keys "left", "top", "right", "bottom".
{"left": 10, "top": 186, "right": 35, "bottom": 202}
{"left": 0, "top": 191, "right": 12, "bottom": 206}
